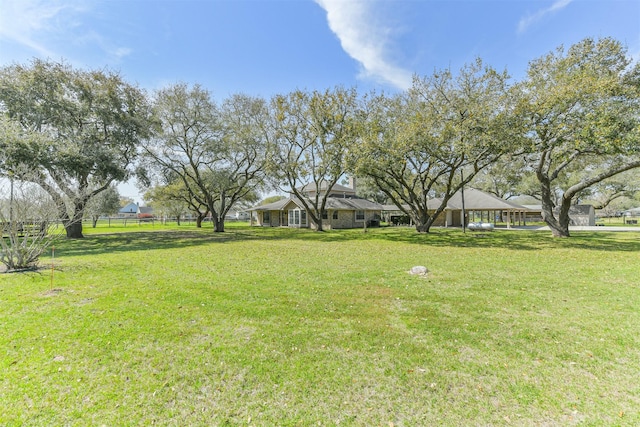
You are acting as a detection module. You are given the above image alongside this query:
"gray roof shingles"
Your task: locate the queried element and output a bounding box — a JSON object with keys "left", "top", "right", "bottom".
{"left": 250, "top": 196, "right": 382, "bottom": 212}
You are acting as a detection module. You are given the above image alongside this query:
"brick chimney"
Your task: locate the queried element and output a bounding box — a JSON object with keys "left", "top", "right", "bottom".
{"left": 348, "top": 176, "right": 356, "bottom": 192}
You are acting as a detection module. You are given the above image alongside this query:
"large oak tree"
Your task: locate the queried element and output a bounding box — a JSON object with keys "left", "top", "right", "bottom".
{"left": 516, "top": 37, "right": 640, "bottom": 237}
{"left": 0, "top": 59, "right": 153, "bottom": 238}
{"left": 269, "top": 87, "right": 359, "bottom": 231}
{"left": 356, "top": 60, "right": 516, "bottom": 232}
{"left": 142, "top": 84, "right": 269, "bottom": 232}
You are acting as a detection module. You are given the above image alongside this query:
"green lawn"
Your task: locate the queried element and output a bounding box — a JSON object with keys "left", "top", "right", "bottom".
{"left": 1, "top": 225, "right": 639, "bottom": 425}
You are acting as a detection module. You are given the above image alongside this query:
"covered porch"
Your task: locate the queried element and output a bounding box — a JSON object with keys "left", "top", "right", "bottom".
{"left": 446, "top": 188, "right": 531, "bottom": 228}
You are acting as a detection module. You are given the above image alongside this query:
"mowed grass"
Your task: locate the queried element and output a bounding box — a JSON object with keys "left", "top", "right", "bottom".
{"left": 1, "top": 226, "right": 639, "bottom": 425}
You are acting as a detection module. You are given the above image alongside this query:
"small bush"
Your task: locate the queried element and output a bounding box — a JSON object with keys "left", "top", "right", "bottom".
{"left": 0, "top": 181, "right": 62, "bottom": 272}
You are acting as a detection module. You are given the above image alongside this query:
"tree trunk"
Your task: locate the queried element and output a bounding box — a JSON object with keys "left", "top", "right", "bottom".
{"left": 415, "top": 223, "right": 430, "bottom": 233}
{"left": 196, "top": 215, "right": 204, "bottom": 228}
{"left": 542, "top": 212, "right": 570, "bottom": 237}
{"left": 544, "top": 215, "right": 570, "bottom": 237}
{"left": 542, "top": 191, "right": 570, "bottom": 237}
{"left": 61, "top": 202, "right": 85, "bottom": 239}
{"left": 553, "top": 198, "right": 573, "bottom": 238}
{"left": 539, "top": 175, "right": 570, "bottom": 237}
{"left": 213, "top": 218, "right": 225, "bottom": 232}
{"left": 65, "top": 220, "right": 84, "bottom": 238}
{"left": 413, "top": 210, "right": 431, "bottom": 233}
{"left": 306, "top": 210, "right": 323, "bottom": 231}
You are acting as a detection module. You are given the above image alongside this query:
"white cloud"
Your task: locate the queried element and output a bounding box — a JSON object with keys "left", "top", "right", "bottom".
{"left": 76, "top": 30, "right": 133, "bottom": 61}
{"left": 314, "top": 0, "right": 413, "bottom": 90}
{"left": 518, "top": 0, "right": 573, "bottom": 34}
{"left": 0, "top": 0, "right": 70, "bottom": 57}
{"left": 0, "top": 0, "right": 130, "bottom": 63}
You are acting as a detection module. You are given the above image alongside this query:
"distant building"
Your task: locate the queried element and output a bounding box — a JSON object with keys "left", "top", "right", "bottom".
{"left": 118, "top": 202, "right": 154, "bottom": 218}
{"left": 623, "top": 207, "right": 640, "bottom": 217}
{"left": 523, "top": 204, "right": 596, "bottom": 226}
{"left": 225, "top": 210, "right": 250, "bottom": 221}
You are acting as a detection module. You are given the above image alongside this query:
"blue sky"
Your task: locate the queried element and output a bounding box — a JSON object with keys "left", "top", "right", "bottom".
{"left": 1, "top": 0, "right": 639, "bottom": 200}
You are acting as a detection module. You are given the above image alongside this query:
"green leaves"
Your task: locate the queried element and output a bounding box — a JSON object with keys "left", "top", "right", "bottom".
{"left": 143, "top": 84, "right": 270, "bottom": 231}
{"left": 355, "top": 59, "right": 514, "bottom": 232}
{"left": 516, "top": 37, "right": 640, "bottom": 236}
{"left": 0, "top": 59, "right": 154, "bottom": 237}
{"left": 268, "top": 87, "right": 359, "bottom": 230}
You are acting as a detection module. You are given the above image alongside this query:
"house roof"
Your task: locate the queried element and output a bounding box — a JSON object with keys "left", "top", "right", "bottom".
{"left": 296, "top": 181, "right": 356, "bottom": 195}
{"left": 524, "top": 204, "right": 594, "bottom": 215}
{"left": 382, "top": 189, "right": 528, "bottom": 212}
{"left": 323, "top": 196, "right": 382, "bottom": 211}
{"left": 250, "top": 197, "right": 292, "bottom": 211}
{"left": 254, "top": 188, "right": 533, "bottom": 213}
{"left": 382, "top": 198, "right": 444, "bottom": 212}
{"left": 447, "top": 188, "right": 529, "bottom": 211}
{"left": 522, "top": 204, "right": 542, "bottom": 211}
{"left": 250, "top": 196, "right": 382, "bottom": 212}
{"left": 118, "top": 202, "right": 153, "bottom": 214}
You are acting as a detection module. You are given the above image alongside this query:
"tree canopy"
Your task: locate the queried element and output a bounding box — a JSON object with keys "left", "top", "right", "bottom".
{"left": 269, "top": 87, "right": 359, "bottom": 231}
{"left": 515, "top": 37, "right": 640, "bottom": 237}
{"left": 0, "top": 59, "right": 154, "bottom": 238}
{"left": 141, "top": 84, "right": 269, "bottom": 232}
{"left": 356, "top": 59, "right": 516, "bottom": 232}
{"left": 1, "top": 37, "right": 638, "bottom": 238}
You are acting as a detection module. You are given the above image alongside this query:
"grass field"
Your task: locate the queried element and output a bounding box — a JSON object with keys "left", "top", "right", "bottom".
{"left": 1, "top": 225, "right": 639, "bottom": 425}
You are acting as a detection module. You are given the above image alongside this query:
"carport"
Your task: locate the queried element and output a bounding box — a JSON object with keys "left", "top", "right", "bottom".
{"left": 446, "top": 188, "right": 531, "bottom": 228}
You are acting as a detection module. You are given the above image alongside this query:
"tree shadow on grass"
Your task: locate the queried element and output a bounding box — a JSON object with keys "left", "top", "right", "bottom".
{"left": 54, "top": 225, "right": 640, "bottom": 258}
{"left": 57, "top": 228, "right": 261, "bottom": 258}
{"left": 251, "top": 226, "right": 640, "bottom": 253}
{"left": 366, "top": 227, "right": 640, "bottom": 252}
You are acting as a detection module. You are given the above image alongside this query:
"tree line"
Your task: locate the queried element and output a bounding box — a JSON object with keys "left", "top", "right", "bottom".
{"left": 1, "top": 37, "right": 638, "bottom": 239}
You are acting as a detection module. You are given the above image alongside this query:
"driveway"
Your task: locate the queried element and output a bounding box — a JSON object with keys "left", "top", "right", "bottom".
{"left": 504, "top": 225, "right": 640, "bottom": 232}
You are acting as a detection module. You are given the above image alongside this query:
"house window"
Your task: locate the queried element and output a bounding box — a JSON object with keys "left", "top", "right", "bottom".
{"left": 289, "top": 209, "right": 307, "bottom": 227}
{"left": 263, "top": 211, "right": 270, "bottom": 224}
{"left": 355, "top": 210, "right": 365, "bottom": 221}
{"left": 289, "top": 209, "right": 306, "bottom": 227}
{"left": 322, "top": 210, "right": 328, "bottom": 220}
{"left": 333, "top": 211, "right": 339, "bottom": 220}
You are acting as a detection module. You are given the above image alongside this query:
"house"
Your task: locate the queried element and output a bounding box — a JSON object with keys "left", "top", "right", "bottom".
{"left": 382, "top": 199, "right": 443, "bottom": 226}
{"left": 566, "top": 204, "right": 596, "bottom": 226}
{"left": 622, "top": 207, "right": 640, "bottom": 224}
{"left": 225, "top": 210, "right": 250, "bottom": 221}
{"left": 249, "top": 179, "right": 382, "bottom": 229}
{"left": 381, "top": 188, "right": 532, "bottom": 228}
{"left": 623, "top": 207, "right": 640, "bottom": 217}
{"left": 118, "top": 202, "right": 154, "bottom": 218}
{"left": 523, "top": 204, "right": 596, "bottom": 226}
{"left": 383, "top": 189, "right": 599, "bottom": 228}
